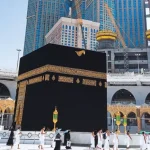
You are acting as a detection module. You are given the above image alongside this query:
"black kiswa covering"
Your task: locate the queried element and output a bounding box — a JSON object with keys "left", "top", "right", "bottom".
{"left": 19, "top": 44, "right": 106, "bottom": 75}
{"left": 17, "top": 44, "right": 107, "bottom": 132}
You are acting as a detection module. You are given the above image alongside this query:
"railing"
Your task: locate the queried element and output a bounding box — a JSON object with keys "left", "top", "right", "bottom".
{"left": 0, "top": 96, "right": 10, "bottom": 99}
{"left": 0, "top": 70, "right": 17, "bottom": 79}
{"left": 111, "top": 100, "right": 136, "bottom": 105}
{"left": 145, "top": 101, "right": 150, "bottom": 105}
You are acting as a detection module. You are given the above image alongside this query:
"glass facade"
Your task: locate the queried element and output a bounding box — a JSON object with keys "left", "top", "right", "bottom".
{"left": 80, "top": 0, "right": 115, "bottom": 49}
{"left": 71, "top": 0, "right": 146, "bottom": 48}
{"left": 23, "top": 0, "right": 70, "bottom": 56}
{"left": 84, "top": 0, "right": 115, "bottom": 32}
{"left": 115, "top": 0, "right": 146, "bottom": 48}
{"left": 71, "top": 0, "right": 86, "bottom": 19}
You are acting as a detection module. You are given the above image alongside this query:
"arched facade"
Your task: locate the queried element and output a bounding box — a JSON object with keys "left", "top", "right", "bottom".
{"left": 141, "top": 112, "right": 150, "bottom": 130}
{"left": 127, "top": 112, "right": 137, "bottom": 126}
{"left": 145, "top": 93, "right": 150, "bottom": 104}
{"left": 0, "top": 80, "right": 17, "bottom": 100}
{"left": 107, "top": 104, "right": 150, "bottom": 133}
{"left": 0, "top": 83, "right": 10, "bottom": 98}
{"left": 0, "top": 99, "right": 15, "bottom": 129}
{"left": 0, "top": 99, "right": 15, "bottom": 113}
{"left": 107, "top": 86, "right": 150, "bottom": 105}
{"left": 111, "top": 89, "right": 136, "bottom": 105}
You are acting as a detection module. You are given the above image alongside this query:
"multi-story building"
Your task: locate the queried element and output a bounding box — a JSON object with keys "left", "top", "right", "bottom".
{"left": 97, "top": 48, "right": 150, "bottom": 73}
{"left": 71, "top": 0, "right": 86, "bottom": 19}
{"left": 45, "top": 17, "right": 99, "bottom": 50}
{"left": 23, "top": 0, "right": 70, "bottom": 56}
{"left": 85, "top": 0, "right": 115, "bottom": 32}
{"left": 71, "top": 0, "right": 115, "bottom": 31}
{"left": 115, "top": 0, "right": 146, "bottom": 48}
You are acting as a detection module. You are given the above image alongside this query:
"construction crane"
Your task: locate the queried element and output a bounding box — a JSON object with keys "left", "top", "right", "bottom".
{"left": 74, "top": 0, "right": 87, "bottom": 49}
{"left": 104, "top": 3, "right": 129, "bottom": 72}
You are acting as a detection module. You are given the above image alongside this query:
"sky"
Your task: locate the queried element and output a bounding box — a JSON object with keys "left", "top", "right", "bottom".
{"left": 0, "top": 0, "right": 28, "bottom": 72}
{"left": 0, "top": 1, "right": 150, "bottom": 72}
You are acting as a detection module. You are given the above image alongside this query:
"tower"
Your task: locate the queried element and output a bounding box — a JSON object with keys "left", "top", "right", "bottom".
{"left": 23, "top": 0, "right": 70, "bottom": 56}
{"left": 115, "top": 0, "right": 146, "bottom": 48}
{"left": 85, "top": 0, "right": 116, "bottom": 49}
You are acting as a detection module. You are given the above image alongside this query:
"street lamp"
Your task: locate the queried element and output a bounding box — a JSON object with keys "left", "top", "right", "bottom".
{"left": 135, "top": 53, "right": 141, "bottom": 74}
{"left": 16, "top": 49, "right": 21, "bottom": 73}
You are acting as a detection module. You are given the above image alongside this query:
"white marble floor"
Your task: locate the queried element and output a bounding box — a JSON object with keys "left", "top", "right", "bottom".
{"left": 0, "top": 144, "right": 140, "bottom": 150}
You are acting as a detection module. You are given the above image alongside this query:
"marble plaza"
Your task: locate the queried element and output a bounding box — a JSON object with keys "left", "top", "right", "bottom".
{"left": 0, "top": 144, "right": 140, "bottom": 150}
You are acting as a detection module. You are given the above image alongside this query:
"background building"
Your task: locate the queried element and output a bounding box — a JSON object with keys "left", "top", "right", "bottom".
{"left": 85, "top": 0, "right": 115, "bottom": 32}
{"left": 0, "top": 68, "right": 150, "bottom": 132}
{"left": 23, "top": 0, "right": 70, "bottom": 56}
{"left": 98, "top": 48, "right": 150, "bottom": 73}
{"left": 71, "top": 0, "right": 86, "bottom": 19}
{"left": 0, "top": 70, "right": 17, "bottom": 100}
{"left": 107, "top": 72, "right": 150, "bottom": 133}
{"left": 45, "top": 17, "right": 99, "bottom": 50}
{"left": 0, "top": 69, "right": 17, "bottom": 130}
{"left": 114, "top": 0, "right": 146, "bottom": 48}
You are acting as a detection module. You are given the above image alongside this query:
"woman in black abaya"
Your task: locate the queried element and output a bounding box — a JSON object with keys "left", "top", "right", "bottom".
{"left": 7, "top": 125, "right": 15, "bottom": 149}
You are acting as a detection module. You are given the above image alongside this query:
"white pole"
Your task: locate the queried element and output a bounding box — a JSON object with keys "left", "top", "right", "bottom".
{"left": 138, "top": 55, "right": 139, "bottom": 74}
{"left": 16, "top": 49, "right": 21, "bottom": 73}
{"left": 1, "top": 113, "right": 4, "bottom": 126}
{"left": 106, "top": 53, "right": 109, "bottom": 74}
{"left": 112, "top": 117, "right": 114, "bottom": 132}
{"left": 135, "top": 54, "right": 140, "bottom": 74}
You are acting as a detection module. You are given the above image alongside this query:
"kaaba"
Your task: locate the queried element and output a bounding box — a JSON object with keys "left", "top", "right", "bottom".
{"left": 14, "top": 44, "right": 107, "bottom": 132}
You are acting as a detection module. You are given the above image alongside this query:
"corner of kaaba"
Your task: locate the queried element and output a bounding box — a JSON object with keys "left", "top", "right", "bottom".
{"left": 14, "top": 44, "right": 107, "bottom": 132}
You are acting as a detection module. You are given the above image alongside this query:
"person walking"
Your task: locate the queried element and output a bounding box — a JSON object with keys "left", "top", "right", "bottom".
{"left": 104, "top": 129, "right": 110, "bottom": 150}
{"left": 7, "top": 125, "right": 15, "bottom": 149}
{"left": 113, "top": 130, "right": 119, "bottom": 150}
{"left": 65, "top": 130, "right": 71, "bottom": 149}
{"left": 54, "top": 128, "right": 62, "bottom": 150}
{"left": 38, "top": 126, "right": 46, "bottom": 150}
{"left": 125, "top": 131, "right": 132, "bottom": 149}
{"left": 140, "top": 132, "right": 147, "bottom": 150}
{"left": 90, "top": 131, "right": 95, "bottom": 149}
{"left": 15, "top": 127, "right": 22, "bottom": 149}
{"left": 147, "top": 133, "right": 150, "bottom": 150}
{"left": 97, "top": 129, "right": 103, "bottom": 149}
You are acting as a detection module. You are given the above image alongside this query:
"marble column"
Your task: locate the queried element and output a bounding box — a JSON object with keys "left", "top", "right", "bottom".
{"left": 112, "top": 117, "right": 114, "bottom": 131}
{"left": 0, "top": 113, "right": 4, "bottom": 126}
{"left": 137, "top": 117, "right": 141, "bottom": 132}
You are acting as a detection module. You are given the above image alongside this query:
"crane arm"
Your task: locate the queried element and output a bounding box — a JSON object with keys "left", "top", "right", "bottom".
{"left": 74, "top": 0, "right": 86, "bottom": 49}
{"left": 74, "top": 0, "right": 82, "bottom": 24}
{"left": 104, "top": 3, "right": 129, "bottom": 72}
{"left": 104, "top": 3, "right": 127, "bottom": 48}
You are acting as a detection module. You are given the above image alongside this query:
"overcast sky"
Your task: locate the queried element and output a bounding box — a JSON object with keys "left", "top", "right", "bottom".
{"left": 0, "top": 1, "right": 149, "bottom": 72}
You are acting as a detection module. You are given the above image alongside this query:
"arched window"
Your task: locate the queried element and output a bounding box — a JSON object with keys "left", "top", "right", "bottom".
{"left": 112, "top": 89, "right": 136, "bottom": 105}
{"left": 107, "top": 111, "right": 112, "bottom": 126}
{"left": 141, "top": 113, "right": 150, "bottom": 130}
{"left": 145, "top": 93, "right": 150, "bottom": 104}
{"left": 66, "top": 25, "right": 68, "bottom": 29}
{"left": 127, "top": 112, "right": 137, "bottom": 126}
{"left": 5, "top": 108, "right": 11, "bottom": 114}
{"left": 0, "top": 83, "right": 10, "bottom": 98}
